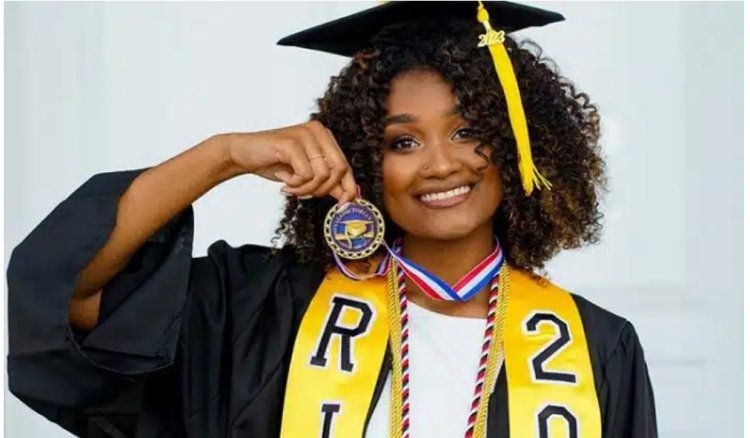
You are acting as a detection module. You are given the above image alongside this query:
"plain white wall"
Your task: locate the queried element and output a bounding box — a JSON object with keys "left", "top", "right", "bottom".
{"left": 5, "top": 2, "right": 743, "bottom": 437}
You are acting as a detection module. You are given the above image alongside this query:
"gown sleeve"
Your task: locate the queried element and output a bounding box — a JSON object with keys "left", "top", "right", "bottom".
{"left": 599, "top": 321, "right": 659, "bottom": 438}
{"left": 7, "top": 168, "right": 196, "bottom": 436}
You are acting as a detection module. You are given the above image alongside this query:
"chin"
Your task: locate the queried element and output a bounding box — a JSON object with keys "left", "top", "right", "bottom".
{"left": 406, "top": 217, "right": 487, "bottom": 242}
{"left": 419, "top": 228, "right": 474, "bottom": 242}
{"left": 386, "top": 195, "right": 500, "bottom": 242}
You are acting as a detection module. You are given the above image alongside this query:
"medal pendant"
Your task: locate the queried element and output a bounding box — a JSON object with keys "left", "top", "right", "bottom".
{"left": 324, "top": 198, "right": 385, "bottom": 260}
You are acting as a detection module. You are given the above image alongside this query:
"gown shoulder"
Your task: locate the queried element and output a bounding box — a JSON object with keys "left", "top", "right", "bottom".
{"left": 570, "top": 293, "right": 659, "bottom": 437}
{"left": 7, "top": 168, "right": 323, "bottom": 437}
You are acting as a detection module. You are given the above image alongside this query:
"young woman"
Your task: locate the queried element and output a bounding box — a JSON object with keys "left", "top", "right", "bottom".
{"left": 7, "top": 2, "right": 657, "bottom": 437}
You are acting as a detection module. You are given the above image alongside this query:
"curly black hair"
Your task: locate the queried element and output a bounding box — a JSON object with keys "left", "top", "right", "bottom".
{"left": 272, "top": 18, "right": 606, "bottom": 274}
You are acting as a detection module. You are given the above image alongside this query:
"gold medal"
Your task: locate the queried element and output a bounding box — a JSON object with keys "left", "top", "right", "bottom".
{"left": 324, "top": 198, "right": 385, "bottom": 260}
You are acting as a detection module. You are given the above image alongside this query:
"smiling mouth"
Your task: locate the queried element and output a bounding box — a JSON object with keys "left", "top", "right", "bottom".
{"left": 416, "top": 184, "right": 475, "bottom": 209}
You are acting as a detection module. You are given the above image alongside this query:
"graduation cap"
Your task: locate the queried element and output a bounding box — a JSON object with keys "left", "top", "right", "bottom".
{"left": 278, "top": 1, "right": 565, "bottom": 196}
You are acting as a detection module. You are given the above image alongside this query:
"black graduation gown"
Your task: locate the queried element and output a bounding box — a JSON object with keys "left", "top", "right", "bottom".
{"left": 7, "top": 168, "right": 659, "bottom": 438}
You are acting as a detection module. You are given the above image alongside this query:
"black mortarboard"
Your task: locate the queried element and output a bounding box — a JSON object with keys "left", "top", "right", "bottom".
{"left": 277, "top": 1, "right": 563, "bottom": 57}
{"left": 278, "top": 1, "right": 566, "bottom": 196}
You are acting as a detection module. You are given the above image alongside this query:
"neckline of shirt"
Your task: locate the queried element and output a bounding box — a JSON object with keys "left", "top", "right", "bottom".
{"left": 406, "top": 298, "right": 488, "bottom": 323}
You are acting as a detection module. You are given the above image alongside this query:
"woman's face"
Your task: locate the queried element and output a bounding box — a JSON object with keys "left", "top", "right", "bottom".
{"left": 381, "top": 69, "right": 503, "bottom": 241}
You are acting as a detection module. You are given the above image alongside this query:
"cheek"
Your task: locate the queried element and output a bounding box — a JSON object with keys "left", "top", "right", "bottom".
{"left": 381, "top": 155, "right": 414, "bottom": 205}
{"left": 381, "top": 155, "right": 426, "bottom": 234}
{"left": 487, "top": 163, "right": 503, "bottom": 193}
{"left": 483, "top": 165, "right": 504, "bottom": 208}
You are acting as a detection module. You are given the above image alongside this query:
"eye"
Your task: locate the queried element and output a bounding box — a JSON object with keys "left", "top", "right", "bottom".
{"left": 388, "top": 136, "right": 420, "bottom": 151}
{"left": 453, "top": 127, "right": 477, "bottom": 141}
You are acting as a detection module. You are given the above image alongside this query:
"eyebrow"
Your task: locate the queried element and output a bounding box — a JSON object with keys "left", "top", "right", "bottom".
{"left": 384, "top": 104, "right": 461, "bottom": 127}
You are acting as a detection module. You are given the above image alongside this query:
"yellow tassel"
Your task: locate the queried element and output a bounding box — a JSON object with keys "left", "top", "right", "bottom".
{"left": 476, "top": 1, "right": 552, "bottom": 196}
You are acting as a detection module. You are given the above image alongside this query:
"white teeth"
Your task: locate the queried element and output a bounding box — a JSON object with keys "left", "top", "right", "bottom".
{"left": 419, "top": 185, "right": 471, "bottom": 202}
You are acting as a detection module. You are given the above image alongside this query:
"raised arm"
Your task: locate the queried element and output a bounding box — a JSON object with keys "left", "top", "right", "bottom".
{"left": 69, "top": 134, "right": 242, "bottom": 330}
{"left": 70, "top": 121, "right": 357, "bottom": 331}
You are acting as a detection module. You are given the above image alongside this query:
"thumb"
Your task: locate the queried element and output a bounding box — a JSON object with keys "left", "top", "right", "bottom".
{"left": 328, "top": 183, "right": 357, "bottom": 207}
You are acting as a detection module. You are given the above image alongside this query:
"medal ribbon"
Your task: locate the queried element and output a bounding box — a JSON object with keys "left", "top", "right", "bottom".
{"left": 333, "top": 237, "right": 502, "bottom": 302}
{"left": 386, "top": 256, "right": 508, "bottom": 438}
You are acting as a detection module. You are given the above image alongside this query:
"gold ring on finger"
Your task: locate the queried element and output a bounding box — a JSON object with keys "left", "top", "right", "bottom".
{"left": 308, "top": 154, "right": 326, "bottom": 161}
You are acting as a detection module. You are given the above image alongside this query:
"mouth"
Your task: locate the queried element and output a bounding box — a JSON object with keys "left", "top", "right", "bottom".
{"left": 416, "top": 184, "right": 475, "bottom": 209}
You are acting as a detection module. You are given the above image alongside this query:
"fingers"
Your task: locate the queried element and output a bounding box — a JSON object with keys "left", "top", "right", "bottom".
{"left": 337, "top": 166, "right": 358, "bottom": 205}
{"left": 274, "top": 168, "right": 306, "bottom": 188}
{"left": 308, "top": 125, "right": 354, "bottom": 200}
{"left": 276, "top": 145, "right": 314, "bottom": 189}
{"left": 279, "top": 133, "right": 330, "bottom": 196}
{"left": 278, "top": 121, "right": 358, "bottom": 204}
{"left": 318, "top": 126, "right": 358, "bottom": 205}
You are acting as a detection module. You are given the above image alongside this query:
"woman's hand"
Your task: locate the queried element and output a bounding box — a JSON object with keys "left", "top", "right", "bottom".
{"left": 227, "top": 121, "right": 358, "bottom": 205}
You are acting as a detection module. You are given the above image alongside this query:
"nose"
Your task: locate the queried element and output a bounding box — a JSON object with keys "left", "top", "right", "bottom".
{"left": 420, "top": 140, "right": 462, "bottom": 179}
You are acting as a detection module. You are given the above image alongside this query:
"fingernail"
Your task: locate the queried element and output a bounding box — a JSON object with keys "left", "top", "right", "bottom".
{"left": 274, "top": 172, "right": 283, "bottom": 180}
{"left": 297, "top": 195, "right": 313, "bottom": 200}
{"left": 337, "top": 201, "right": 351, "bottom": 213}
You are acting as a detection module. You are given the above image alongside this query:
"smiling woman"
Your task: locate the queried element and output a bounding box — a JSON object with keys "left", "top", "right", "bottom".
{"left": 382, "top": 71, "right": 503, "bottom": 243}
{"left": 378, "top": 70, "right": 506, "bottom": 318}
{"left": 282, "top": 16, "right": 606, "bottom": 276}
{"left": 7, "top": 2, "right": 657, "bottom": 438}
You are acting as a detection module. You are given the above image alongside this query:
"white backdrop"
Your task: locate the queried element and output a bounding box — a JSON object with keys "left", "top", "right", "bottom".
{"left": 5, "top": 2, "right": 743, "bottom": 437}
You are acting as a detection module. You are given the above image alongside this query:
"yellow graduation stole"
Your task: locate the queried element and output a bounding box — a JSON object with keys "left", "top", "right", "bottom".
{"left": 280, "top": 266, "right": 601, "bottom": 437}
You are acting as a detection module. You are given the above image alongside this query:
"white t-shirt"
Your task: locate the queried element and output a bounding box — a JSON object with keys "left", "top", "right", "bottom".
{"left": 365, "top": 300, "right": 504, "bottom": 438}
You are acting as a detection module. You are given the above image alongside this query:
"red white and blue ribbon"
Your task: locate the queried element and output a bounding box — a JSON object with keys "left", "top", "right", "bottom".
{"left": 331, "top": 250, "right": 391, "bottom": 282}
{"left": 387, "top": 238, "right": 501, "bottom": 302}
{"left": 333, "top": 237, "right": 503, "bottom": 303}
{"left": 392, "top": 255, "right": 503, "bottom": 438}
